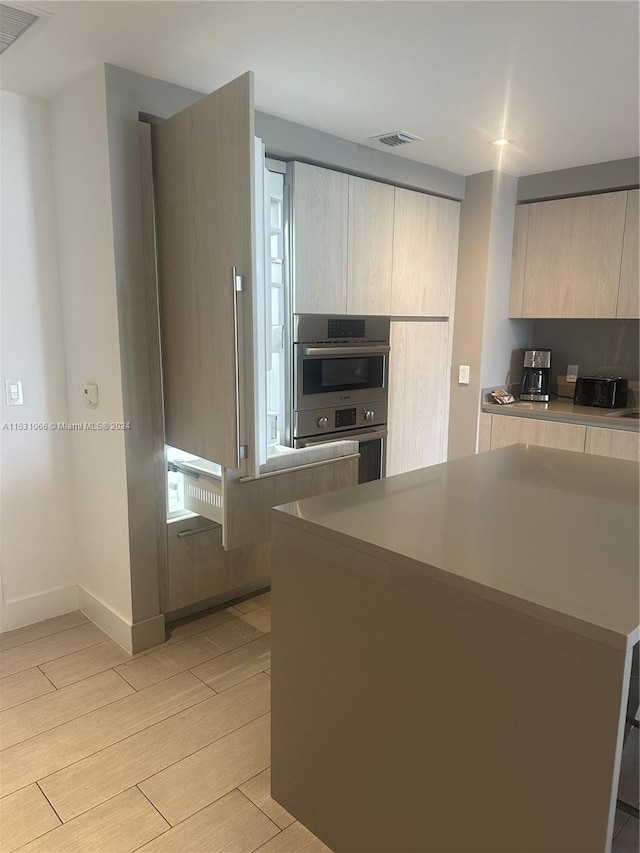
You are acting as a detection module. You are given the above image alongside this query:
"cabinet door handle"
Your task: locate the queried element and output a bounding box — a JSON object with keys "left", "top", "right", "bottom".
{"left": 301, "top": 345, "right": 390, "bottom": 358}
{"left": 231, "top": 266, "right": 249, "bottom": 468}
{"left": 177, "top": 524, "right": 219, "bottom": 539}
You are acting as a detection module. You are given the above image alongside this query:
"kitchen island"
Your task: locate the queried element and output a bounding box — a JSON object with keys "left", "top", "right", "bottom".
{"left": 271, "top": 445, "right": 639, "bottom": 853}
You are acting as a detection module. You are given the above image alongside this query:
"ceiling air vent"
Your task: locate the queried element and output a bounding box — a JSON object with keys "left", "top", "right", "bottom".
{"left": 369, "top": 131, "right": 424, "bottom": 148}
{"left": 0, "top": 2, "right": 42, "bottom": 54}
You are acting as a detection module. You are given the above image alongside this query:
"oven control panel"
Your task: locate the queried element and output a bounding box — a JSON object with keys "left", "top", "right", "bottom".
{"left": 294, "top": 314, "right": 390, "bottom": 345}
{"left": 327, "top": 319, "right": 366, "bottom": 339}
{"left": 294, "top": 402, "right": 388, "bottom": 438}
{"left": 335, "top": 408, "right": 357, "bottom": 428}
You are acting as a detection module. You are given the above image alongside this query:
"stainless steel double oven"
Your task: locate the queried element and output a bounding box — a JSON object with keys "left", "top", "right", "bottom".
{"left": 292, "top": 315, "right": 390, "bottom": 483}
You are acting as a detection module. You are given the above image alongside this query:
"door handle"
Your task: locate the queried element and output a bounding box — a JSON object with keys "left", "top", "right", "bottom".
{"left": 231, "top": 266, "right": 243, "bottom": 469}
{"left": 177, "top": 524, "right": 219, "bottom": 539}
{"left": 301, "top": 346, "right": 390, "bottom": 358}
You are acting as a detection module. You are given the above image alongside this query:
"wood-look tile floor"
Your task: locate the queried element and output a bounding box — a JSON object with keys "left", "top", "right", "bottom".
{"left": 0, "top": 594, "right": 331, "bottom": 853}
{"left": 0, "top": 595, "right": 637, "bottom": 852}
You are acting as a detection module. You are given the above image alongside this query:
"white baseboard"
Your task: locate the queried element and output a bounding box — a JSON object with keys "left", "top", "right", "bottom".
{"left": 1, "top": 585, "right": 80, "bottom": 632}
{"left": 78, "top": 587, "right": 165, "bottom": 654}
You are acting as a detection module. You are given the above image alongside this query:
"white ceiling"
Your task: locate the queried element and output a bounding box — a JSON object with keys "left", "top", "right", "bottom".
{"left": 2, "top": 0, "right": 638, "bottom": 177}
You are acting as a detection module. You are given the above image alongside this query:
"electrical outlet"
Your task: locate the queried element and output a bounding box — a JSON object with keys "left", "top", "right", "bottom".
{"left": 567, "top": 364, "right": 579, "bottom": 383}
{"left": 458, "top": 365, "right": 470, "bottom": 385}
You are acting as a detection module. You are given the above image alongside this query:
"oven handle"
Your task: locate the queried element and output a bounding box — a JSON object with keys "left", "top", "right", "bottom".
{"left": 298, "top": 428, "right": 388, "bottom": 447}
{"left": 300, "top": 345, "right": 390, "bottom": 358}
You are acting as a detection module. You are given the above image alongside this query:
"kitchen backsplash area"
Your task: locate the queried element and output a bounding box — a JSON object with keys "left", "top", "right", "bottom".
{"left": 530, "top": 319, "right": 639, "bottom": 382}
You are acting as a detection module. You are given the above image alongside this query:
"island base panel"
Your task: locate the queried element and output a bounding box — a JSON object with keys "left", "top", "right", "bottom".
{"left": 271, "top": 519, "right": 630, "bottom": 853}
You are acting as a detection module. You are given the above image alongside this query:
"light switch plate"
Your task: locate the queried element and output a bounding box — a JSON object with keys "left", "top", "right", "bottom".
{"left": 458, "top": 365, "right": 470, "bottom": 385}
{"left": 83, "top": 383, "right": 98, "bottom": 406}
{"left": 4, "top": 379, "right": 23, "bottom": 406}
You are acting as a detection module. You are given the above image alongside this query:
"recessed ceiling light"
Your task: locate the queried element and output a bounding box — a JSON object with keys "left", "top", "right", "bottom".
{"left": 490, "top": 138, "right": 512, "bottom": 147}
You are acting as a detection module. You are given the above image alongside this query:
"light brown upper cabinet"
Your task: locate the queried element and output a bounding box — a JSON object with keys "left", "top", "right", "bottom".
{"left": 152, "top": 72, "right": 257, "bottom": 474}
{"left": 508, "top": 204, "right": 530, "bottom": 317}
{"left": 617, "top": 189, "right": 639, "bottom": 318}
{"left": 347, "top": 176, "right": 394, "bottom": 315}
{"left": 291, "top": 164, "right": 460, "bottom": 317}
{"left": 391, "top": 189, "right": 460, "bottom": 317}
{"left": 509, "top": 191, "right": 629, "bottom": 318}
{"left": 291, "top": 163, "right": 348, "bottom": 315}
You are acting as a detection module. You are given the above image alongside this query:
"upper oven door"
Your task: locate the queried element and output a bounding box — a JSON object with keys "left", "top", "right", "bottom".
{"left": 294, "top": 344, "right": 390, "bottom": 410}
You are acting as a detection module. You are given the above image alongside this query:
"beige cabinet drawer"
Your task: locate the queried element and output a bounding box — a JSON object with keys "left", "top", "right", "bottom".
{"left": 584, "top": 427, "right": 640, "bottom": 462}
{"left": 166, "top": 517, "right": 230, "bottom": 612}
{"left": 490, "top": 417, "right": 586, "bottom": 452}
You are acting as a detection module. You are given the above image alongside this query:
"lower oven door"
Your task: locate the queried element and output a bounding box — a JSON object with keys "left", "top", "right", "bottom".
{"left": 294, "top": 428, "right": 387, "bottom": 484}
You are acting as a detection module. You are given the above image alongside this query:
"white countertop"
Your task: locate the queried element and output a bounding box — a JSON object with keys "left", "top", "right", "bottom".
{"left": 273, "top": 445, "right": 640, "bottom": 650}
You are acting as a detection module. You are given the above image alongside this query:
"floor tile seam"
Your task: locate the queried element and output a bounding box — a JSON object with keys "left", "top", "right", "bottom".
{"left": 187, "top": 635, "right": 271, "bottom": 680}
{"left": 0, "top": 684, "right": 219, "bottom": 794}
{"left": 115, "top": 632, "right": 266, "bottom": 691}
{"left": 134, "top": 781, "right": 280, "bottom": 844}
{"left": 29, "top": 783, "right": 170, "bottom": 844}
{"left": 0, "top": 786, "right": 61, "bottom": 853}
{"left": 134, "top": 708, "right": 273, "bottom": 792}
{"left": 0, "top": 617, "right": 90, "bottom": 654}
{"left": 186, "top": 668, "right": 219, "bottom": 693}
{"left": 0, "top": 635, "right": 111, "bottom": 680}
{"left": 613, "top": 813, "right": 631, "bottom": 838}
{"left": 156, "top": 615, "right": 257, "bottom": 653}
{"left": 0, "top": 684, "right": 57, "bottom": 715}
{"left": 115, "top": 625, "right": 250, "bottom": 678}
{"left": 0, "top": 623, "right": 107, "bottom": 661}
{"left": 34, "top": 779, "right": 64, "bottom": 823}
{"left": 36, "top": 665, "right": 58, "bottom": 691}
{"left": 0, "top": 667, "right": 134, "bottom": 728}
{"left": 200, "top": 664, "right": 272, "bottom": 695}
{"left": 35, "top": 639, "right": 134, "bottom": 688}
{"left": 30, "top": 686, "right": 220, "bottom": 780}
{"left": 162, "top": 611, "right": 242, "bottom": 646}
{"left": 0, "top": 677, "right": 138, "bottom": 752}
{"left": 236, "top": 781, "right": 285, "bottom": 834}
{"left": 134, "top": 784, "right": 172, "bottom": 836}
{"left": 41, "top": 708, "right": 274, "bottom": 826}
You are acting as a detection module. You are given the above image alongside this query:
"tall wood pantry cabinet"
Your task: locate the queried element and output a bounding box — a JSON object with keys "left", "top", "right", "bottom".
{"left": 386, "top": 321, "right": 452, "bottom": 476}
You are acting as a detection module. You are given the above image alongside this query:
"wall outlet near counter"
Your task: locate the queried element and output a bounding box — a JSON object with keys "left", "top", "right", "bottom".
{"left": 458, "top": 365, "right": 470, "bottom": 385}
{"left": 566, "top": 365, "right": 579, "bottom": 383}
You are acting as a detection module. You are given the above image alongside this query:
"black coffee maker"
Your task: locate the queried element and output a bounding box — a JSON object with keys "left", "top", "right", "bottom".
{"left": 520, "top": 349, "right": 551, "bottom": 402}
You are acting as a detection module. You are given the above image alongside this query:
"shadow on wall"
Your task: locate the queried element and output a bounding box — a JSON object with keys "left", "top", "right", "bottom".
{"left": 530, "top": 319, "right": 640, "bottom": 381}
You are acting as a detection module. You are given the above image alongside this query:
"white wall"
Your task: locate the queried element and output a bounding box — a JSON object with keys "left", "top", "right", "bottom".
{"left": 49, "top": 67, "right": 133, "bottom": 628}
{"left": 0, "top": 91, "right": 78, "bottom": 629}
